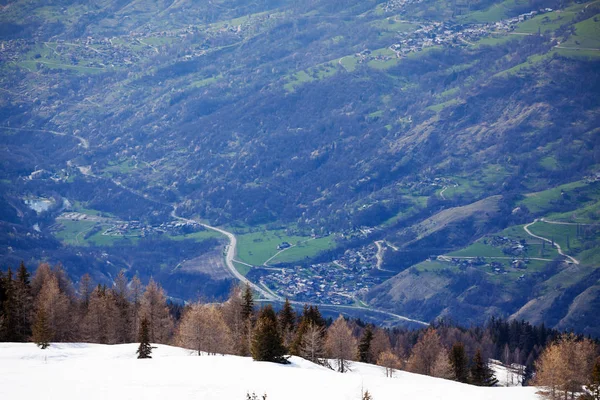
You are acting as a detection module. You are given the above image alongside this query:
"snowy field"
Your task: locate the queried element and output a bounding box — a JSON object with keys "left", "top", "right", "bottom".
{"left": 0, "top": 343, "right": 541, "bottom": 400}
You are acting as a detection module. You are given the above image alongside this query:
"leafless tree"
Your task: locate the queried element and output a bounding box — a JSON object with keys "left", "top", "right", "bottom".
{"left": 407, "top": 328, "right": 443, "bottom": 376}
{"left": 326, "top": 315, "right": 357, "bottom": 373}
{"left": 300, "top": 323, "right": 326, "bottom": 365}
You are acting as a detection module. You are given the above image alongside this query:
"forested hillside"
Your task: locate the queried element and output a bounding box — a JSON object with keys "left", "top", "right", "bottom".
{"left": 1, "top": 0, "right": 599, "bottom": 333}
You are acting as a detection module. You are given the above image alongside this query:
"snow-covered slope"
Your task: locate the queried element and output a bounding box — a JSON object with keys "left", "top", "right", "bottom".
{"left": 0, "top": 343, "right": 540, "bottom": 400}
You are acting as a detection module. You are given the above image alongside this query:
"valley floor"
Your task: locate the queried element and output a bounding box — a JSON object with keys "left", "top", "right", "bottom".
{"left": 0, "top": 343, "right": 541, "bottom": 400}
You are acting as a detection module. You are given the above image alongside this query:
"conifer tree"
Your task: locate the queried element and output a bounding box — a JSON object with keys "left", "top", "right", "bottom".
{"left": 137, "top": 317, "right": 153, "bottom": 359}
{"left": 291, "top": 305, "right": 325, "bottom": 355}
{"left": 449, "top": 342, "right": 469, "bottom": 383}
{"left": 277, "top": 298, "right": 296, "bottom": 349}
{"left": 358, "top": 325, "right": 374, "bottom": 363}
{"left": 14, "top": 262, "right": 33, "bottom": 341}
{"left": 471, "top": 349, "right": 498, "bottom": 386}
{"left": 0, "top": 267, "right": 16, "bottom": 341}
{"left": 241, "top": 283, "right": 254, "bottom": 321}
{"left": 32, "top": 306, "right": 51, "bottom": 349}
{"left": 251, "top": 305, "right": 287, "bottom": 364}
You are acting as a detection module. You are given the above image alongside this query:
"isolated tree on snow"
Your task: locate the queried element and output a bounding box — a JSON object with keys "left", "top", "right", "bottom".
{"left": 32, "top": 306, "right": 51, "bottom": 349}
{"left": 449, "top": 342, "right": 469, "bottom": 383}
{"left": 326, "top": 315, "right": 357, "bottom": 373}
{"left": 176, "top": 303, "right": 233, "bottom": 355}
{"left": 251, "top": 305, "right": 287, "bottom": 363}
{"left": 300, "top": 323, "right": 326, "bottom": 365}
{"left": 377, "top": 350, "right": 402, "bottom": 378}
{"left": 137, "top": 316, "right": 153, "bottom": 359}
{"left": 358, "top": 325, "right": 374, "bottom": 363}
{"left": 362, "top": 390, "right": 373, "bottom": 400}
{"left": 471, "top": 349, "right": 498, "bottom": 387}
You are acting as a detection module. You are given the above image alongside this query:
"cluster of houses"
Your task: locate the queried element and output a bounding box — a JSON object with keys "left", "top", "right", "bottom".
{"left": 262, "top": 243, "right": 384, "bottom": 305}
{"left": 437, "top": 255, "right": 530, "bottom": 276}
{"left": 382, "top": 9, "right": 554, "bottom": 58}
{"left": 56, "top": 211, "right": 201, "bottom": 239}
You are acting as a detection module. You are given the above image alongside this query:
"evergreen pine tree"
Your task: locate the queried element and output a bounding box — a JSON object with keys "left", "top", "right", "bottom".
{"left": 471, "top": 349, "right": 498, "bottom": 386}
{"left": 14, "top": 262, "right": 33, "bottom": 341}
{"left": 291, "top": 305, "right": 325, "bottom": 355}
{"left": 32, "top": 306, "right": 51, "bottom": 349}
{"left": 137, "top": 317, "right": 153, "bottom": 359}
{"left": 241, "top": 283, "right": 254, "bottom": 321}
{"left": 449, "top": 342, "right": 469, "bottom": 383}
{"left": 1, "top": 267, "right": 17, "bottom": 341}
{"left": 251, "top": 305, "right": 287, "bottom": 364}
{"left": 358, "top": 325, "right": 374, "bottom": 363}
{"left": 277, "top": 298, "right": 296, "bottom": 349}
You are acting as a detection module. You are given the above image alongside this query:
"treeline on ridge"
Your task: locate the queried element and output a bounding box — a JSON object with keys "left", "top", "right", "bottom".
{"left": 1, "top": 262, "right": 599, "bottom": 398}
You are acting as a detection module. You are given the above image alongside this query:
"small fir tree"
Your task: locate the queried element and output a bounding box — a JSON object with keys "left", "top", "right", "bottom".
{"left": 251, "top": 305, "right": 287, "bottom": 364}
{"left": 471, "top": 349, "right": 498, "bottom": 386}
{"left": 449, "top": 342, "right": 469, "bottom": 383}
{"left": 32, "top": 307, "right": 51, "bottom": 349}
{"left": 137, "top": 317, "right": 153, "bottom": 359}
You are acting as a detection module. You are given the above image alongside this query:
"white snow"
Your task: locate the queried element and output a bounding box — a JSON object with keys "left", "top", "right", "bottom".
{"left": 490, "top": 359, "right": 525, "bottom": 387}
{"left": 0, "top": 343, "right": 541, "bottom": 400}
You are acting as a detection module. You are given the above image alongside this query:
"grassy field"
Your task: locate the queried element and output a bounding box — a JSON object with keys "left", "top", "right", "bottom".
{"left": 515, "top": 10, "right": 578, "bottom": 34}
{"left": 547, "top": 200, "right": 600, "bottom": 224}
{"left": 447, "top": 241, "right": 506, "bottom": 257}
{"left": 53, "top": 220, "right": 97, "bottom": 246}
{"left": 168, "top": 230, "right": 222, "bottom": 242}
{"left": 519, "top": 180, "right": 589, "bottom": 213}
{"left": 235, "top": 229, "right": 312, "bottom": 265}
{"left": 560, "top": 13, "right": 600, "bottom": 50}
{"left": 527, "top": 221, "right": 581, "bottom": 256}
{"left": 269, "top": 236, "right": 337, "bottom": 264}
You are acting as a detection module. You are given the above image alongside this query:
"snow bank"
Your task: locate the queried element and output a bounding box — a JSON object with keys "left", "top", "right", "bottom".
{"left": 0, "top": 343, "right": 540, "bottom": 400}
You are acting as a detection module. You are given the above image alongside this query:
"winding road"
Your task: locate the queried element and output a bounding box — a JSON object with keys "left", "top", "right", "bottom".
{"left": 523, "top": 219, "right": 579, "bottom": 265}
{"left": 170, "top": 207, "right": 277, "bottom": 300}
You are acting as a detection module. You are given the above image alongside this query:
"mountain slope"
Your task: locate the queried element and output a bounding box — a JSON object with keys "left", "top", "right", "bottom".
{"left": 0, "top": 343, "right": 539, "bottom": 400}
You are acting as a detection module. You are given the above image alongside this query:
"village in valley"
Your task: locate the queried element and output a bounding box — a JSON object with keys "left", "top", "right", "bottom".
{"left": 261, "top": 242, "right": 387, "bottom": 305}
